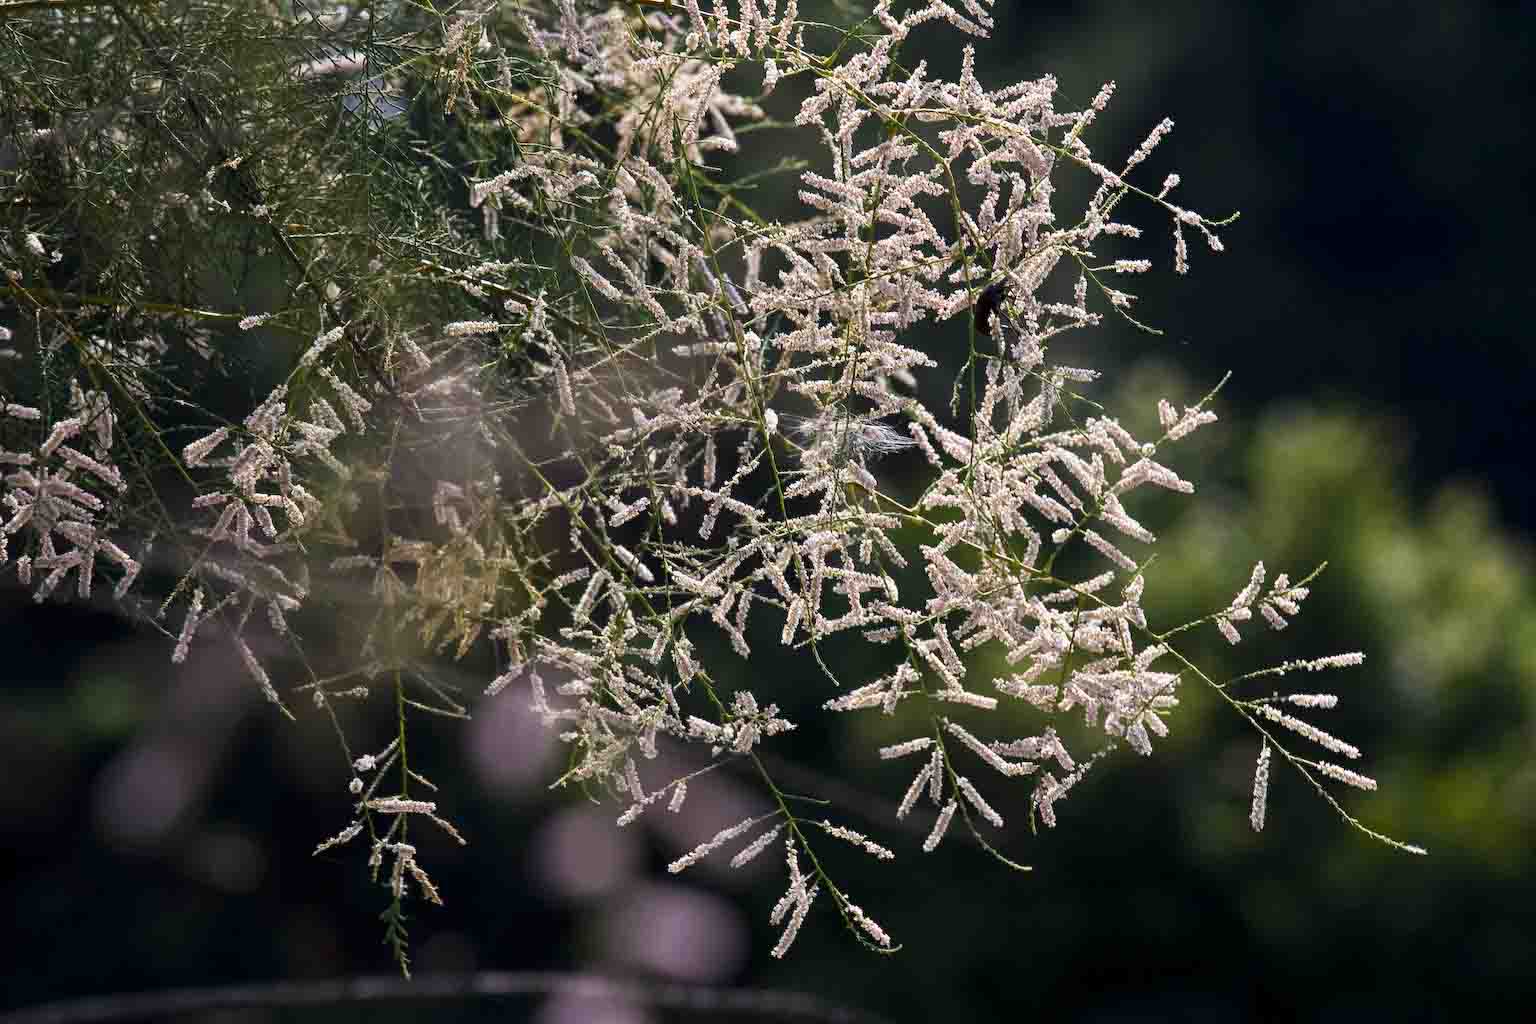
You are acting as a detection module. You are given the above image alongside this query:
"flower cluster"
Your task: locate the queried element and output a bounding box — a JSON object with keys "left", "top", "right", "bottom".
{"left": 2, "top": 381, "right": 139, "bottom": 601}
{"left": 0, "top": 0, "right": 1420, "bottom": 972}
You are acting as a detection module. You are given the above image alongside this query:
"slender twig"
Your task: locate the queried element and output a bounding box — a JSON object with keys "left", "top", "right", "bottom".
{"left": 0, "top": 972, "right": 893, "bottom": 1024}
{"left": 0, "top": 0, "right": 154, "bottom": 15}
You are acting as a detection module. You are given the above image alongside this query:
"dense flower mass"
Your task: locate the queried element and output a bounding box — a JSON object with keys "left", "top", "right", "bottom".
{"left": 0, "top": 0, "right": 1419, "bottom": 973}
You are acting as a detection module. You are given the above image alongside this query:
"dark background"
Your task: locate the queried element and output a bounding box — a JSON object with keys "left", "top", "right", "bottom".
{"left": 4, "top": 2, "right": 1534, "bottom": 1022}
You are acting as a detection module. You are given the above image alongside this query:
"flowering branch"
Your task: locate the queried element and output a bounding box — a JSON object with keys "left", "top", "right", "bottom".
{"left": 0, "top": 0, "right": 1421, "bottom": 974}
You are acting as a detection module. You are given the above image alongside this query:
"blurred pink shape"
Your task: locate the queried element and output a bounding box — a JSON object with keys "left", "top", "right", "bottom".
{"left": 467, "top": 685, "right": 556, "bottom": 796}
{"left": 530, "top": 804, "right": 644, "bottom": 903}
{"left": 600, "top": 882, "right": 747, "bottom": 982}
{"left": 92, "top": 741, "right": 201, "bottom": 848}
{"left": 533, "top": 995, "right": 650, "bottom": 1024}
